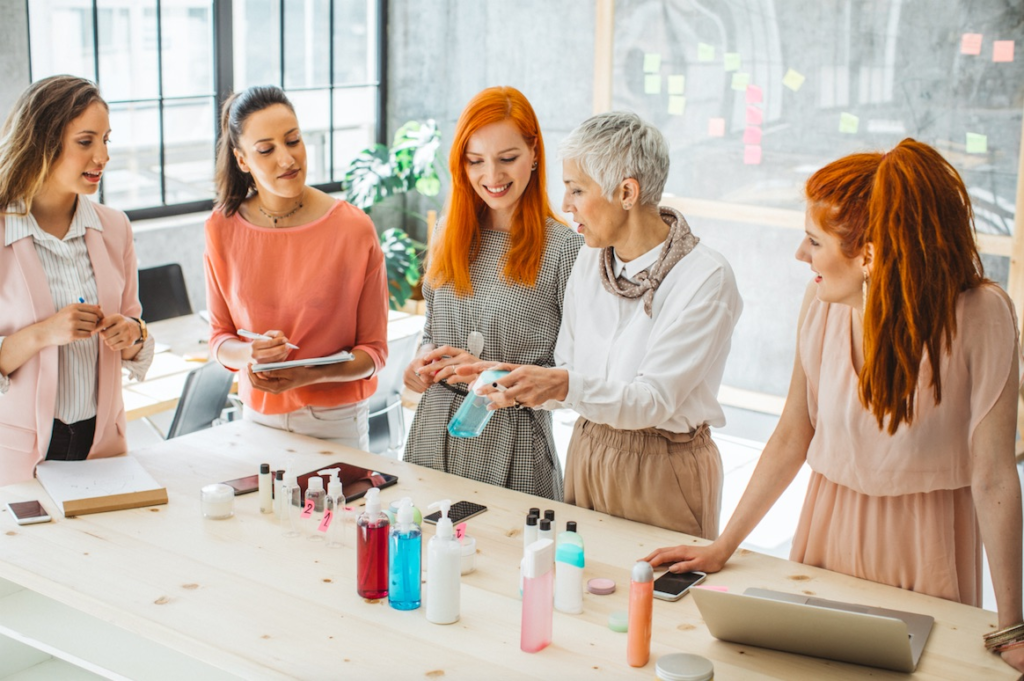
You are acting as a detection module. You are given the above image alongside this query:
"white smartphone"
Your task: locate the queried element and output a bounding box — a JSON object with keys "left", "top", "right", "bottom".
{"left": 6, "top": 500, "right": 52, "bottom": 525}
{"left": 652, "top": 570, "right": 707, "bottom": 601}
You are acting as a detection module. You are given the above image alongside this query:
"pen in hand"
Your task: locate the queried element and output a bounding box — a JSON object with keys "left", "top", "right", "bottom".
{"left": 237, "top": 329, "right": 299, "bottom": 350}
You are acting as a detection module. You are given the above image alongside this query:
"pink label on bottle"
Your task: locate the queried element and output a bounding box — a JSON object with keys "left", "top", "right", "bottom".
{"left": 318, "top": 509, "right": 333, "bottom": 532}
{"left": 455, "top": 522, "right": 467, "bottom": 539}
{"left": 300, "top": 500, "right": 315, "bottom": 518}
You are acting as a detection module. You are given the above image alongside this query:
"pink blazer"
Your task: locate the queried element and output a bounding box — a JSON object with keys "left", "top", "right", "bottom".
{"left": 0, "top": 203, "right": 141, "bottom": 486}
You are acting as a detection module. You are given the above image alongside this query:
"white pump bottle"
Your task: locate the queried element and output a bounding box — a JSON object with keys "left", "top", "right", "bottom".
{"left": 426, "top": 499, "right": 461, "bottom": 624}
{"left": 317, "top": 468, "right": 345, "bottom": 548}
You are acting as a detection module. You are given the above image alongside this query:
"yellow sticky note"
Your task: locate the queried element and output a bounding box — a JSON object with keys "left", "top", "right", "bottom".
{"left": 668, "top": 95, "right": 686, "bottom": 116}
{"left": 724, "top": 53, "right": 741, "bottom": 72}
{"left": 643, "top": 53, "right": 661, "bottom": 73}
{"left": 839, "top": 112, "right": 859, "bottom": 134}
{"left": 966, "top": 132, "right": 988, "bottom": 153}
{"left": 783, "top": 68, "right": 806, "bottom": 91}
{"left": 668, "top": 75, "right": 686, "bottom": 95}
{"left": 644, "top": 74, "right": 662, "bottom": 94}
{"left": 698, "top": 43, "right": 715, "bottom": 62}
{"left": 731, "top": 72, "right": 750, "bottom": 91}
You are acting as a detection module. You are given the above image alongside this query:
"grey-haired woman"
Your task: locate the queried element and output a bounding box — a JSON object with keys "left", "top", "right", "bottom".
{"left": 471, "top": 112, "right": 743, "bottom": 539}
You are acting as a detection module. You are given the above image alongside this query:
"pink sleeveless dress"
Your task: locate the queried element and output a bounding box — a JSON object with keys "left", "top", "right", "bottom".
{"left": 790, "top": 284, "right": 1019, "bottom": 605}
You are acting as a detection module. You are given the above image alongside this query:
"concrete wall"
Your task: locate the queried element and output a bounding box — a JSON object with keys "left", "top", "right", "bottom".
{"left": 0, "top": 0, "right": 30, "bottom": 116}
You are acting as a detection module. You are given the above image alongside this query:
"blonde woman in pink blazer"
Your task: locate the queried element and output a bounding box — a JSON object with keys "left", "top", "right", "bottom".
{"left": 0, "top": 76, "right": 154, "bottom": 486}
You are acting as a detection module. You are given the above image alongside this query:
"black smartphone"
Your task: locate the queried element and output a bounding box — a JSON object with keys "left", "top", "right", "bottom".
{"left": 221, "top": 474, "right": 259, "bottom": 496}
{"left": 423, "top": 500, "right": 488, "bottom": 525}
{"left": 295, "top": 461, "right": 398, "bottom": 503}
{"left": 652, "top": 570, "right": 707, "bottom": 601}
{"left": 6, "top": 500, "right": 52, "bottom": 525}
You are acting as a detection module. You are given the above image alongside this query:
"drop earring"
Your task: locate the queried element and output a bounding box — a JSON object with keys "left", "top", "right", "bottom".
{"left": 862, "top": 269, "right": 869, "bottom": 310}
{"left": 531, "top": 161, "right": 537, "bottom": 171}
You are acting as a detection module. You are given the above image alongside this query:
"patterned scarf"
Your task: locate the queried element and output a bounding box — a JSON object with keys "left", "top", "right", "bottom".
{"left": 599, "top": 206, "right": 699, "bottom": 316}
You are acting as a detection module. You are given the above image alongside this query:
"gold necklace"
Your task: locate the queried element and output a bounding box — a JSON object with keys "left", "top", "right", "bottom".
{"left": 257, "top": 194, "right": 304, "bottom": 227}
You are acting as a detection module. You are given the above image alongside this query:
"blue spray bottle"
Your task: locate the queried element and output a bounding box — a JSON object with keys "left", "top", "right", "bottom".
{"left": 447, "top": 369, "right": 510, "bottom": 438}
{"left": 388, "top": 497, "right": 422, "bottom": 610}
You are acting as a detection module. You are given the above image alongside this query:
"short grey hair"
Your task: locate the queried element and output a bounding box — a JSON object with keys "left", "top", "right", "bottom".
{"left": 558, "top": 111, "right": 669, "bottom": 206}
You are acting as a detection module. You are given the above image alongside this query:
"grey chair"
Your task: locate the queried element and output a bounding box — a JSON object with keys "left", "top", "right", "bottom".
{"left": 145, "top": 361, "right": 235, "bottom": 440}
{"left": 139, "top": 264, "right": 193, "bottom": 322}
{"left": 367, "top": 332, "right": 420, "bottom": 455}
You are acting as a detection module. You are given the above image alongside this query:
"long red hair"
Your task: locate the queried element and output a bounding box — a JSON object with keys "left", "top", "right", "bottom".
{"left": 427, "top": 86, "right": 563, "bottom": 295}
{"left": 806, "top": 138, "right": 987, "bottom": 434}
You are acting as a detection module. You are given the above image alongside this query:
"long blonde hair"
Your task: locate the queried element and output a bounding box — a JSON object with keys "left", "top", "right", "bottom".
{"left": 0, "top": 75, "right": 107, "bottom": 215}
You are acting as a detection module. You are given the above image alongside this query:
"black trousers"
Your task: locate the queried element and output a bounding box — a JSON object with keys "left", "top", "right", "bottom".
{"left": 46, "top": 417, "right": 96, "bottom": 461}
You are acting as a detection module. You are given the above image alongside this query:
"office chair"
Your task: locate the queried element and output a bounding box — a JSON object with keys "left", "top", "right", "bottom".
{"left": 139, "top": 263, "right": 193, "bottom": 322}
{"left": 145, "top": 361, "right": 235, "bottom": 440}
{"left": 367, "top": 332, "right": 421, "bottom": 456}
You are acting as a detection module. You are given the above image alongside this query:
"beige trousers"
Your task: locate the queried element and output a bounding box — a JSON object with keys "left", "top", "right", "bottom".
{"left": 564, "top": 418, "right": 723, "bottom": 539}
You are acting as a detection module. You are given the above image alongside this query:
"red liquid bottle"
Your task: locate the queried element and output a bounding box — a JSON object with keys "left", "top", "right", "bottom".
{"left": 356, "top": 488, "right": 389, "bottom": 599}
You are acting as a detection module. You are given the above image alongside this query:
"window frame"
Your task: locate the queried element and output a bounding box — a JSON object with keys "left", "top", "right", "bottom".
{"left": 25, "top": 0, "right": 388, "bottom": 222}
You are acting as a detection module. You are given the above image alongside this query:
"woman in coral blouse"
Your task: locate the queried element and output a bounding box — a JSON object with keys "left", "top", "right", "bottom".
{"left": 646, "top": 139, "right": 1024, "bottom": 673}
{"left": 205, "top": 86, "right": 387, "bottom": 450}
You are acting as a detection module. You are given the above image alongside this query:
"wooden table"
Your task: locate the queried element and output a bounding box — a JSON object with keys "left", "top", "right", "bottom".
{"left": 0, "top": 422, "right": 1014, "bottom": 680}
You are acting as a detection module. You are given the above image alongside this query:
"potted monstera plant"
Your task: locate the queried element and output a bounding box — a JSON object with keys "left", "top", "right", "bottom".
{"left": 343, "top": 120, "right": 445, "bottom": 309}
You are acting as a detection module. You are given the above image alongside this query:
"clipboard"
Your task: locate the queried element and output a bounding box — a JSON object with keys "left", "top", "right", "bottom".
{"left": 251, "top": 350, "right": 355, "bottom": 373}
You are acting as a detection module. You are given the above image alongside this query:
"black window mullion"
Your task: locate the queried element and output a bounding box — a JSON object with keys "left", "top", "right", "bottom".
{"left": 213, "top": 0, "right": 233, "bottom": 145}
{"left": 328, "top": 0, "right": 335, "bottom": 182}
{"left": 92, "top": 0, "right": 104, "bottom": 203}
{"left": 156, "top": 0, "right": 166, "bottom": 205}
{"left": 376, "top": 0, "right": 387, "bottom": 146}
{"left": 279, "top": 0, "right": 285, "bottom": 89}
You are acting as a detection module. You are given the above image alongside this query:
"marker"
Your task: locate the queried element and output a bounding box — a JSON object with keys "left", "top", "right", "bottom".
{"left": 237, "top": 329, "right": 299, "bottom": 350}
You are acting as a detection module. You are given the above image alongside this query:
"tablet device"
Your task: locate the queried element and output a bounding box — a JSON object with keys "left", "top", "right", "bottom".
{"left": 295, "top": 461, "right": 397, "bottom": 502}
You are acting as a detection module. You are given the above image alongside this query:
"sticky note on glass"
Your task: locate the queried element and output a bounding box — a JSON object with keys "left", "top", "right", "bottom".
{"left": 993, "top": 40, "right": 1015, "bottom": 62}
{"left": 708, "top": 117, "right": 726, "bottom": 137}
{"left": 668, "top": 95, "right": 686, "bottom": 116}
{"left": 731, "top": 72, "right": 751, "bottom": 91}
{"left": 783, "top": 68, "right": 806, "bottom": 91}
{"left": 724, "top": 52, "right": 741, "bottom": 72}
{"left": 744, "top": 145, "right": 762, "bottom": 165}
{"left": 746, "top": 105, "right": 763, "bottom": 126}
{"left": 644, "top": 53, "right": 662, "bottom": 72}
{"left": 966, "top": 132, "right": 988, "bottom": 153}
{"left": 839, "top": 112, "right": 859, "bottom": 134}
{"left": 961, "top": 33, "right": 983, "bottom": 55}
{"left": 644, "top": 74, "right": 662, "bottom": 94}
{"left": 698, "top": 43, "right": 715, "bottom": 62}
{"left": 743, "top": 126, "right": 762, "bottom": 145}
{"left": 746, "top": 84, "right": 763, "bottom": 104}
{"left": 668, "top": 75, "right": 686, "bottom": 95}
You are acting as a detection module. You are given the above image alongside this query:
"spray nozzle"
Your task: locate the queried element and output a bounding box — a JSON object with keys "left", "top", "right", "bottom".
{"left": 396, "top": 497, "right": 415, "bottom": 524}
{"left": 318, "top": 468, "right": 343, "bottom": 499}
{"left": 428, "top": 499, "right": 454, "bottom": 538}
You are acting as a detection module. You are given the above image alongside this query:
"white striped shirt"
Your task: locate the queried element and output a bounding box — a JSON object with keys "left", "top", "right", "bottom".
{"left": 0, "top": 198, "right": 140, "bottom": 423}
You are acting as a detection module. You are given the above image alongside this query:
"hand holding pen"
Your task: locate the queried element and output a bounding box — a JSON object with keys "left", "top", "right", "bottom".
{"left": 238, "top": 329, "right": 299, "bottom": 350}
{"left": 238, "top": 329, "right": 296, "bottom": 366}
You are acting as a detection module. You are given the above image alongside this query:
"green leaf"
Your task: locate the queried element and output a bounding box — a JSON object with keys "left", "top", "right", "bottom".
{"left": 342, "top": 144, "right": 402, "bottom": 212}
{"left": 414, "top": 173, "right": 441, "bottom": 197}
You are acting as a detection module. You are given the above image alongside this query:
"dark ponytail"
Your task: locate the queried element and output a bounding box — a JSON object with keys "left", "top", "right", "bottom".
{"left": 214, "top": 85, "right": 295, "bottom": 216}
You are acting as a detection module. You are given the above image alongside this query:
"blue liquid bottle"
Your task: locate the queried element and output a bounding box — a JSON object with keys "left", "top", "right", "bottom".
{"left": 447, "top": 369, "right": 510, "bottom": 438}
{"left": 389, "top": 497, "right": 422, "bottom": 610}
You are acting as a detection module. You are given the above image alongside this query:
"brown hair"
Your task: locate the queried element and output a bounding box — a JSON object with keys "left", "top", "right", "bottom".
{"left": 0, "top": 75, "right": 107, "bottom": 214}
{"left": 214, "top": 85, "right": 296, "bottom": 217}
{"left": 806, "top": 138, "right": 987, "bottom": 434}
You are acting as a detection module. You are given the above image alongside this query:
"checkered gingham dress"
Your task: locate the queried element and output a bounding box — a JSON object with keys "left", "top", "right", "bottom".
{"left": 404, "top": 220, "right": 583, "bottom": 500}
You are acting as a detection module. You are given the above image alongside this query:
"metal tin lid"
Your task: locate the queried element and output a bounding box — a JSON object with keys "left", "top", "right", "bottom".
{"left": 655, "top": 653, "right": 714, "bottom": 681}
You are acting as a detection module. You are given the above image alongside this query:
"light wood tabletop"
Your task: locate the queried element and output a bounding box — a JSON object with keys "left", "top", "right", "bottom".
{"left": 0, "top": 421, "right": 1015, "bottom": 680}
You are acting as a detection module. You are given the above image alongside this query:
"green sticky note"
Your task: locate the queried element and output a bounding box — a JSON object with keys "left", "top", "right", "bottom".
{"left": 839, "top": 112, "right": 859, "bottom": 134}
{"left": 668, "top": 75, "right": 686, "bottom": 95}
{"left": 698, "top": 43, "right": 715, "bottom": 62}
{"left": 668, "top": 95, "right": 686, "bottom": 116}
{"left": 643, "top": 53, "right": 661, "bottom": 73}
{"left": 731, "top": 72, "right": 750, "bottom": 91}
{"left": 644, "top": 74, "right": 662, "bottom": 94}
{"left": 966, "top": 132, "right": 988, "bottom": 153}
{"left": 724, "top": 52, "right": 741, "bottom": 72}
{"left": 782, "top": 68, "right": 806, "bottom": 92}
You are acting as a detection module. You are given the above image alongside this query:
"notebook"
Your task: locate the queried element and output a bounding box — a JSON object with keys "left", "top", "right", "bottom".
{"left": 36, "top": 457, "right": 168, "bottom": 517}
{"left": 251, "top": 350, "right": 355, "bottom": 373}
{"left": 691, "top": 587, "right": 934, "bottom": 673}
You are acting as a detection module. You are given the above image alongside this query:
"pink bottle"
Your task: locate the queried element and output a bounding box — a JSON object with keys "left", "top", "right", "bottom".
{"left": 520, "top": 538, "right": 554, "bottom": 653}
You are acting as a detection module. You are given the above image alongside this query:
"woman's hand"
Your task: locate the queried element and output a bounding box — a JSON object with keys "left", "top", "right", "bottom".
{"left": 42, "top": 303, "right": 103, "bottom": 346}
{"left": 98, "top": 314, "right": 140, "bottom": 351}
{"left": 1001, "top": 646, "right": 1024, "bottom": 672}
{"left": 248, "top": 330, "right": 292, "bottom": 365}
{"left": 643, "top": 542, "right": 732, "bottom": 575}
{"left": 465, "top": 364, "right": 568, "bottom": 408}
{"left": 417, "top": 345, "right": 483, "bottom": 385}
{"left": 247, "top": 365, "right": 319, "bottom": 394}
{"left": 403, "top": 344, "right": 435, "bottom": 393}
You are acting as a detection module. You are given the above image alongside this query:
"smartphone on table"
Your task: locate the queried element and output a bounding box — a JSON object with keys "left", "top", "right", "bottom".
{"left": 422, "top": 500, "right": 488, "bottom": 525}
{"left": 652, "top": 570, "right": 707, "bottom": 601}
{"left": 6, "top": 500, "right": 52, "bottom": 525}
{"left": 221, "top": 474, "right": 260, "bottom": 496}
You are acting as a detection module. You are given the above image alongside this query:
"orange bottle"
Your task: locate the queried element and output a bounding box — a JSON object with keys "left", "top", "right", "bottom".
{"left": 627, "top": 561, "right": 654, "bottom": 667}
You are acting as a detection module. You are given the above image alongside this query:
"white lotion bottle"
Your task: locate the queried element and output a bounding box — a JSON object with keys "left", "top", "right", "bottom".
{"left": 258, "top": 463, "right": 273, "bottom": 514}
{"left": 426, "top": 499, "right": 461, "bottom": 624}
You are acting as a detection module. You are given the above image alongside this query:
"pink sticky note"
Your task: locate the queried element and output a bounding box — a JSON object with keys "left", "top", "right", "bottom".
{"left": 693, "top": 584, "right": 729, "bottom": 592}
{"left": 744, "top": 145, "right": 762, "bottom": 165}
{"left": 455, "top": 522, "right": 467, "bottom": 540}
{"left": 746, "top": 84, "right": 763, "bottom": 104}
{"left": 994, "top": 40, "right": 1015, "bottom": 62}
{"left": 743, "top": 126, "right": 762, "bottom": 145}
{"left": 300, "top": 500, "right": 315, "bottom": 519}
{"left": 317, "top": 509, "right": 333, "bottom": 533}
{"left": 708, "top": 117, "right": 726, "bottom": 137}
{"left": 961, "top": 33, "right": 982, "bottom": 55}
{"left": 745, "top": 105, "right": 763, "bottom": 126}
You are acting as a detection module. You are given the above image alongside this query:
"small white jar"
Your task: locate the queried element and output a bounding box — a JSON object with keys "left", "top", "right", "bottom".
{"left": 201, "top": 483, "right": 235, "bottom": 520}
{"left": 655, "top": 653, "right": 714, "bottom": 681}
{"left": 460, "top": 534, "right": 476, "bottom": 574}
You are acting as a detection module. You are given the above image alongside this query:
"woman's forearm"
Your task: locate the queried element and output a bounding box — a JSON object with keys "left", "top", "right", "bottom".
{"left": 215, "top": 338, "right": 253, "bottom": 371}
{"left": 0, "top": 322, "right": 49, "bottom": 377}
{"left": 974, "top": 467, "right": 1024, "bottom": 626}
{"left": 310, "top": 349, "right": 376, "bottom": 383}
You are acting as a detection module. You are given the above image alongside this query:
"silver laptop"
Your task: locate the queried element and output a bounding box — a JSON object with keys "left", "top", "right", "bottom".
{"left": 691, "top": 587, "right": 934, "bottom": 673}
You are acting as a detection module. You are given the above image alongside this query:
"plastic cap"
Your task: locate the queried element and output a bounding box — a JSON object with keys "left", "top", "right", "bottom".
{"left": 544, "top": 509, "right": 555, "bottom": 521}
{"left": 526, "top": 515, "right": 538, "bottom": 527}
{"left": 566, "top": 521, "right": 577, "bottom": 533}
{"left": 275, "top": 470, "right": 284, "bottom": 481}
{"left": 522, "top": 538, "right": 554, "bottom": 578}
{"left": 318, "top": 468, "right": 343, "bottom": 498}
{"left": 364, "top": 487, "right": 381, "bottom": 516}
{"left": 655, "top": 653, "right": 714, "bottom": 681}
{"left": 428, "top": 499, "right": 453, "bottom": 539}
{"left": 631, "top": 560, "right": 654, "bottom": 583}
{"left": 539, "top": 518, "right": 551, "bottom": 531}
{"left": 529, "top": 507, "right": 540, "bottom": 517}
{"left": 307, "top": 476, "right": 324, "bottom": 492}
{"left": 396, "top": 497, "right": 414, "bottom": 524}
{"left": 260, "top": 463, "right": 270, "bottom": 474}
